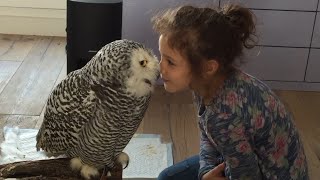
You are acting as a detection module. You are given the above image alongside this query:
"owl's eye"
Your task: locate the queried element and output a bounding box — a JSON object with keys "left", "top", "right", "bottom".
{"left": 139, "top": 60, "right": 148, "bottom": 67}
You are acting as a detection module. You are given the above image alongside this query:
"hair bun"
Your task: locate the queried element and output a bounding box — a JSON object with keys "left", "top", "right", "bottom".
{"left": 221, "top": 4, "right": 257, "bottom": 48}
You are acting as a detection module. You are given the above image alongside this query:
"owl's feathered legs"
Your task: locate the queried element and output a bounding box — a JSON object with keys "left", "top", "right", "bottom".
{"left": 117, "top": 152, "right": 129, "bottom": 169}
{"left": 70, "top": 152, "right": 129, "bottom": 179}
{"left": 70, "top": 158, "right": 99, "bottom": 180}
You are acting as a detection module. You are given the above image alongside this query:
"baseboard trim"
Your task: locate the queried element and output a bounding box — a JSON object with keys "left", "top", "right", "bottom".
{"left": 0, "top": 6, "right": 66, "bottom": 36}
{"left": 0, "top": 0, "right": 66, "bottom": 9}
{"left": 266, "top": 81, "right": 320, "bottom": 91}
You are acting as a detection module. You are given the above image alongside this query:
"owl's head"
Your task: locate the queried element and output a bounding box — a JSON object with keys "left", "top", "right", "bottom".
{"left": 85, "top": 39, "right": 160, "bottom": 97}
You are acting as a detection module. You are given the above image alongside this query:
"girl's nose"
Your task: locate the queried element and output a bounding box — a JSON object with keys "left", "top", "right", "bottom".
{"left": 159, "top": 59, "right": 165, "bottom": 75}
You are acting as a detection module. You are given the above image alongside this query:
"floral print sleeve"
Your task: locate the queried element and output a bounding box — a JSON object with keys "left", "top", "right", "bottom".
{"left": 198, "top": 117, "right": 224, "bottom": 179}
{"left": 196, "top": 70, "right": 309, "bottom": 180}
{"left": 194, "top": 93, "right": 225, "bottom": 179}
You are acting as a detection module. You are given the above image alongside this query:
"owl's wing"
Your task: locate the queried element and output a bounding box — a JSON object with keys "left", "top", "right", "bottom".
{"left": 36, "top": 70, "right": 97, "bottom": 155}
{"left": 69, "top": 85, "right": 120, "bottom": 168}
{"left": 74, "top": 92, "right": 151, "bottom": 168}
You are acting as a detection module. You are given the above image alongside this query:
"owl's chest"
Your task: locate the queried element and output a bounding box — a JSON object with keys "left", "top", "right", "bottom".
{"left": 103, "top": 96, "right": 146, "bottom": 116}
{"left": 120, "top": 101, "right": 146, "bottom": 119}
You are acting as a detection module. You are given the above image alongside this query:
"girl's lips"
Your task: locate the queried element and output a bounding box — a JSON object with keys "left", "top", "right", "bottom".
{"left": 160, "top": 75, "right": 169, "bottom": 82}
{"left": 162, "top": 78, "right": 169, "bottom": 82}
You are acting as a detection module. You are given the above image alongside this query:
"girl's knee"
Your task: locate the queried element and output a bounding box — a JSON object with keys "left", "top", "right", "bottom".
{"left": 158, "top": 168, "right": 170, "bottom": 180}
{"left": 158, "top": 156, "right": 199, "bottom": 180}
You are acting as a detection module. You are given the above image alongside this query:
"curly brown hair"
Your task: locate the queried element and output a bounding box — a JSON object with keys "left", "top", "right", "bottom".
{"left": 152, "top": 4, "right": 257, "bottom": 76}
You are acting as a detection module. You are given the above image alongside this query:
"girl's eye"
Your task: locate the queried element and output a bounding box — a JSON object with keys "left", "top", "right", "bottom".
{"left": 168, "top": 59, "right": 174, "bottom": 66}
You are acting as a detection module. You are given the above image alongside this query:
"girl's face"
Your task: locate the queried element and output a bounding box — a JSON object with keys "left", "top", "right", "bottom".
{"left": 159, "top": 35, "right": 193, "bottom": 93}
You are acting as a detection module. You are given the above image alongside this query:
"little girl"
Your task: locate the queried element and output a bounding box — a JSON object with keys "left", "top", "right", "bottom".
{"left": 152, "top": 4, "right": 309, "bottom": 180}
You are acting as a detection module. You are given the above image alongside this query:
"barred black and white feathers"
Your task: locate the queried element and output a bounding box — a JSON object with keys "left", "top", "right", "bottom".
{"left": 36, "top": 39, "right": 160, "bottom": 179}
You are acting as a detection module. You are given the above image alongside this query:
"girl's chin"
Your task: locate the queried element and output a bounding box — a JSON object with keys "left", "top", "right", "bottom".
{"left": 163, "top": 83, "right": 188, "bottom": 93}
{"left": 163, "top": 83, "right": 176, "bottom": 93}
{"left": 163, "top": 86, "right": 176, "bottom": 93}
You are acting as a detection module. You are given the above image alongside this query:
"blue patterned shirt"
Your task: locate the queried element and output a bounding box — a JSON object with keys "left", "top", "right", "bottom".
{"left": 195, "top": 70, "right": 308, "bottom": 180}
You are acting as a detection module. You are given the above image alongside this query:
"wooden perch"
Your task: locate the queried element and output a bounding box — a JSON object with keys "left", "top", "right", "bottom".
{"left": 0, "top": 158, "right": 123, "bottom": 180}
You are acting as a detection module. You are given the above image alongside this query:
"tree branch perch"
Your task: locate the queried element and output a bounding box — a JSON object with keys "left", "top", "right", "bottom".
{"left": 0, "top": 158, "right": 122, "bottom": 180}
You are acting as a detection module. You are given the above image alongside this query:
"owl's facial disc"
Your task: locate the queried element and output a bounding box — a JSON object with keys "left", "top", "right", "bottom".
{"left": 125, "top": 47, "right": 160, "bottom": 97}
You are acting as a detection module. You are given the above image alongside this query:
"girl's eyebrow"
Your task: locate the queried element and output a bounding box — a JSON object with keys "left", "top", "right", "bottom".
{"left": 162, "top": 53, "right": 175, "bottom": 61}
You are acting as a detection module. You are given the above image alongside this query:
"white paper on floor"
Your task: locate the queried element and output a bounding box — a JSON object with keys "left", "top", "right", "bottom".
{"left": 0, "top": 126, "right": 173, "bottom": 179}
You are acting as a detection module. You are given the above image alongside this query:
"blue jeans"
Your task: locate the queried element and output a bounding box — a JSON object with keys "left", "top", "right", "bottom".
{"left": 158, "top": 155, "right": 200, "bottom": 180}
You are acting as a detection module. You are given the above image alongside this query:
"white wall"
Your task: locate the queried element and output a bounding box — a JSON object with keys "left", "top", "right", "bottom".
{"left": 0, "top": 0, "right": 66, "bottom": 36}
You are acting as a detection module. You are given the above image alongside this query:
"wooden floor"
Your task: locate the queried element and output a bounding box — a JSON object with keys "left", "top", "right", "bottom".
{"left": 0, "top": 34, "right": 319, "bottom": 179}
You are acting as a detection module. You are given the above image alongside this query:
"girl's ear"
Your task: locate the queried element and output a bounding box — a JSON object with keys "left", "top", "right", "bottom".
{"left": 203, "top": 59, "right": 219, "bottom": 77}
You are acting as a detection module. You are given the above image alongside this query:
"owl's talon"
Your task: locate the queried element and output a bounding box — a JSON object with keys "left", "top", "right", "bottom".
{"left": 102, "top": 166, "right": 110, "bottom": 176}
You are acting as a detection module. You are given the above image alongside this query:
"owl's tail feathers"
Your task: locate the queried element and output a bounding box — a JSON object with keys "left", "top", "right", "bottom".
{"left": 34, "top": 130, "right": 58, "bottom": 158}
{"left": 35, "top": 126, "right": 45, "bottom": 151}
{"left": 116, "top": 152, "right": 129, "bottom": 169}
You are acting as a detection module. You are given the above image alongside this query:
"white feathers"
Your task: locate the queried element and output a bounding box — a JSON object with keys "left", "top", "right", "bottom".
{"left": 71, "top": 157, "right": 99, "bottom": 179}
{"left": 81, "top": 164, "right": 100, "bottom": 179}
{"left": 125, "top": 48, "right": 159, "bottom": 97}
{"left": 70, "top": 157, "right": 83, "bottom": 171}
{"left": 116, "top": 152, "right": 130, "bottom": 168}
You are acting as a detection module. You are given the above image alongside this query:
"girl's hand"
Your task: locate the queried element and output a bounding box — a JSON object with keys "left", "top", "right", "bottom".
{"left": 202, "top": 162, "right": 227, "bottom": 180}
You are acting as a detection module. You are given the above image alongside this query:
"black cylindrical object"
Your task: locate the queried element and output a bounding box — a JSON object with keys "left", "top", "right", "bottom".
{"left": 66, "top": 0, "right": 123, "bottom": 74}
